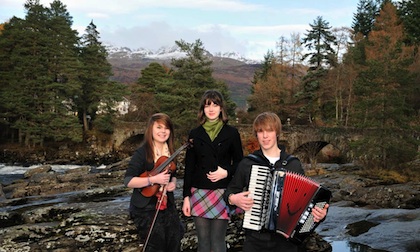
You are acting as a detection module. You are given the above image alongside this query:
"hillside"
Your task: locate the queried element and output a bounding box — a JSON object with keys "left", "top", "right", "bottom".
{"left": 107, "top": 54, "right": 260, "bottom": 109}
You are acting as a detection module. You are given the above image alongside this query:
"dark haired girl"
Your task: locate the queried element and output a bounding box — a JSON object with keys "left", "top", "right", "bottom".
{"left": 124, "top": 113, "right": 182, "bottom": 252}
{"left": 182, "top": 90, "right": 243, "bottom": 252}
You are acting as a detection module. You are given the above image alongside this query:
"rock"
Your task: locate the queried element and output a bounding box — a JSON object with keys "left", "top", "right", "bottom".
{"left": 23, "top": 165, "right": 52, "bottom": 178}
{"left": 0, "top": 162, "right": 418, "bottom": 251}
{"left": 345, "top": 220, "right": 379, "bottom": 236}
{"left": 0, "top": 184, "right": 5, "bottom": 200}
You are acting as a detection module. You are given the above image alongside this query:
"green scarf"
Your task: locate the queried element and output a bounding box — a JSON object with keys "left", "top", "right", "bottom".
{"left": 202, "top": 119, "right": 224, "bottom": 141}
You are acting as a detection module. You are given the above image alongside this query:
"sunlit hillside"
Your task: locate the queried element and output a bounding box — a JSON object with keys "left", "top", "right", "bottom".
{"left": 108, "top": 54, "right": 260, "bottom": 109}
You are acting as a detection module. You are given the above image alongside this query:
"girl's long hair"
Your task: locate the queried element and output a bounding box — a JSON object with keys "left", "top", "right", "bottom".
{"left": 143, "top": 113, "right": 175, "bottom": 163}
{"left": 197, "top": 90, "right": 228, "bottom": 125}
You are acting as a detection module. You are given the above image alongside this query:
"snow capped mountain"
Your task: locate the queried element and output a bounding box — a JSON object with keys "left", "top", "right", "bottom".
{"left": 213, "top": 51, "right": 252, "bottom": 63}
{"left": 105, "top": 43, "right": 260, "bottom": 64}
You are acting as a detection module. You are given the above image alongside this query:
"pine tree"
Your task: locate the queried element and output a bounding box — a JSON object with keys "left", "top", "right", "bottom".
{"left": 165, "top": 39, "right": 235, "bottom": 135}
{"left": 41, "top": 0, "right": 82, "bottom": 143}
{"left": 0, "top": 17, "right": 28, "bottom": 143}
{"left": 352, "top": 0, "right": 382, "bottom": 37}
{"left": 300, "top": 16, "right": 337, "bottom": 125}
{"left": 352, "top": 2, "right": 417, "bottom": 168}
{"left": 77, "top": 21, "right": 126, "bottom": 134}
{"left": 302, "top": 16, "right": 337, "bottom": 69}
{"left": 398, "top": 0, "right": 420, "bottom": 45}
{"left": 0, "top": 0, "right": 82, "bottom": 146}
{"left": 248, "top": 50, "right": 275, "bottom": 114}
{"left": 130, "top": 62, "right": 172, "bottom": 121}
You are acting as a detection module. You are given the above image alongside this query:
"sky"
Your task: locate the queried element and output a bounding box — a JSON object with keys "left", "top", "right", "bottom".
{"left": 1, "top": 0, "right": 360, "bottom": 61}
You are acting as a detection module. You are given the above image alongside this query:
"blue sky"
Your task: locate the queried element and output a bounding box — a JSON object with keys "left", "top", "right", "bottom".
{"left": 1, "top": 0, "right": 360, "bottom": 60}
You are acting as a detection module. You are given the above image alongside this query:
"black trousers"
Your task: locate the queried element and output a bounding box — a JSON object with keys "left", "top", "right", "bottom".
{"left": 243, "top": 230, "right": 298, "bottom": 252}
{"left": 130, "top": 204, "right": 182, "bottom": 252}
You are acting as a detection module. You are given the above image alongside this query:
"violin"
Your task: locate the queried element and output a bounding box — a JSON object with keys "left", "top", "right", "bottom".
{"left": 140, "top": 141, "right": 192, "bottom": 197}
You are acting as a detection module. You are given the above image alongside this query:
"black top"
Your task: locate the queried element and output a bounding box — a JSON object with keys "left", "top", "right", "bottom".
{"left": 183, "top": 124, "right": 243, "bottom": 198}
{"left": 124, "top": 145, "right": 176, "bottom": 209}
{"left": 223, "top": 145, "right": 304, "bottom": 207}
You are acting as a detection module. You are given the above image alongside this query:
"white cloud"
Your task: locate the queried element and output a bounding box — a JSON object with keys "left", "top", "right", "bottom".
{"left": 1, "top": 0, "right": 360, "bottom": 61}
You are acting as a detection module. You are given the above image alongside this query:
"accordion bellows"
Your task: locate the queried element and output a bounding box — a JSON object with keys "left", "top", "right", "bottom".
{"left": 243, "top": 165, "right": 332, "bottom": 243}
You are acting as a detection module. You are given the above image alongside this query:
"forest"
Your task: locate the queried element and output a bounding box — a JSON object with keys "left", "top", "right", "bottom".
{"left": 0, "top": 0, "right": 419, "bottom": 171}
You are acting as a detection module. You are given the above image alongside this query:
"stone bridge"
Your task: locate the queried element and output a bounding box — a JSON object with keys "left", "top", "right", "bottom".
{"left": 111, "top": 121, "right": 364, "bottom": 162}
{"left": 112, "top": 121, "right": 147, "bottom": 149}
{"left": 235, "top": 124, "right": 362, "bottom": 162}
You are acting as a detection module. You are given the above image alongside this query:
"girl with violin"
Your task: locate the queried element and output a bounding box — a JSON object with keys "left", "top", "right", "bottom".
{"left": 124, "top": 113, "right": 182, "bottom": 252}
{"left": 182, "top": 90, "right": 244, "bottom": 252}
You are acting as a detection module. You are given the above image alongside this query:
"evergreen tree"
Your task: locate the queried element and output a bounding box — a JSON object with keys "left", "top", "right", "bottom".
{"left": 248, "top": 50, "right": 275, "bottom": 114}
{"left": 137, "top": 62, "right": 171, "bottom": 92}
{"left": 0, "top": 17, "right": 27, "bottom": 143}
{"left": 398, "top": 0, "right": 420, "bottom": 45}
{"left": 77, "top": 21, "right": 126, "bottom": 134}
{"left": 166, "top": 39, "right": 235, "bottom": 135}
{"left": 252, "top": 50, "right": 275, "bottom": 84}
{"left": 302, "top": 16, "right": 337, "bottom": 69}
{"left": 352, "top": 2, "right": 417, "bottom": 168}
{"left": 0, "top": 0, "right": 82, "bottom": 146}
{"left": 41, "top": 0, "right": 82, "bottom": 142}
{"left": 300, "top": 16, "right": 337, "bottom": 125}
{"left": 352, "top": 0, "right": 382, "bottom": 37}
{"left": 130, "top": 62, "right": 172, "bottom": 121}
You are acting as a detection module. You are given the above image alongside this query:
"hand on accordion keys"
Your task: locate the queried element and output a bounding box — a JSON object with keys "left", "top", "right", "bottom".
{"left": 228, "top": 191, "right": 254, "bottom": 211}
{"left": 311, "top": 203, "right": 329, "bottom": 222}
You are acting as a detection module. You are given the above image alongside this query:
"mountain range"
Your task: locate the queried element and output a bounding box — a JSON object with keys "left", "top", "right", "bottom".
{"left": 105, "top": 44, "right": 262, "bottom": 109}
{"left": 105, "top": 44, "right": 261, "bottom": 64}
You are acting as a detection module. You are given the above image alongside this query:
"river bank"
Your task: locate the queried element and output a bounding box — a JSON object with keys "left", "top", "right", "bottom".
{"left": 0, "top": 161, "right": 419, "bottom": 251}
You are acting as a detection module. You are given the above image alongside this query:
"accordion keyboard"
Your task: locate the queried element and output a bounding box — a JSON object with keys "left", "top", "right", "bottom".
{"left": 243, "top": 165, "right": 272, "bottom": 231}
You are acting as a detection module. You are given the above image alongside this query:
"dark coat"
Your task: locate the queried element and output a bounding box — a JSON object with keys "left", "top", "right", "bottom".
{"left": 224, "top": 145, "right": 304, "bottom": 203}
{"left": 223, "top": 146, "right": 305, "bottom": 252}
{"left": 183, "top": 123, "right": 243, "bottom": 198}
{"left": 124, "top": 146, "right": 176, "bottom": 209}
{"left": 124, "top": 146, "right": 182, "bottom": 252}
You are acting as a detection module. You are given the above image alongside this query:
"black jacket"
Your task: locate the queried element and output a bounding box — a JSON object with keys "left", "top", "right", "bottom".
{"left": 223, "top": 145, "right": 304, "bottom": 207}
{"left": 183, "top": 124, "right": 243, "bottom": 198}
{"left": 124, "top": 146, "right": 176, "bottom": 209}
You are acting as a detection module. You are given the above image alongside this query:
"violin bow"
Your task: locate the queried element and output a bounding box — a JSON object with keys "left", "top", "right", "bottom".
{"left": 141, "top": 140, "right": 192, "bottom": 251}
{"left": 142, "top": 184, "right": 168, "bottom": 252}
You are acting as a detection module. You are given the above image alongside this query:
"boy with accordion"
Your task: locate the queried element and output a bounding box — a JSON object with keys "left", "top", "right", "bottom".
{"left": 224, "top": 112, "right": 329, "bottom": 252}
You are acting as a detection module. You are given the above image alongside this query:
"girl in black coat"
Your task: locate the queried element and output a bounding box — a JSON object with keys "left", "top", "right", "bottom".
{"left": 124, "top": 113, "right": 182, "bottom": 252}
{"left": 182, "top": 90, "right": 243, "bottom": 252}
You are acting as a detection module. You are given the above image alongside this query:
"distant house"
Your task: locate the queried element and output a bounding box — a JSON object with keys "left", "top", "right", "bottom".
{"left": 97, "top": 97, "right": 133, "bottom": 116}
{"left": 114, "top": 97, "right": 130, "bottom": 116}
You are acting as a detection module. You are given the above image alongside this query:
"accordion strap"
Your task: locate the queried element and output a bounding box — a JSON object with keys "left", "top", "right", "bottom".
{"left": 246, "top": 154, "right": 266, "bottom": 164}
{"left": 281, "top": 155, "right": 297, "bottom": 166}
{"left": 246, "top": 154, "right": 297, "bottom": 170}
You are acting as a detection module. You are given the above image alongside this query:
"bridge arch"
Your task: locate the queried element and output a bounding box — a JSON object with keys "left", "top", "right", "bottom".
{"left": 112, "top": 121, "right": 147, "bottom": 150}
{"left": 111, "top": 122, "right": 372, "bottom": 164}
{"left": 276, "top": 126, "right": 361, "bottom": 164}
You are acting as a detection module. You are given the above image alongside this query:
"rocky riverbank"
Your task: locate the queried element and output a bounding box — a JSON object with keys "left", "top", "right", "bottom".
{"left": 0, "top": 159, "right": 419, "bottom": 252}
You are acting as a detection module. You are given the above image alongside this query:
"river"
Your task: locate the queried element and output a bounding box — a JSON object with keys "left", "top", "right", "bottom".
{"left": 1, "top": 163, "right": 418, "bottom": 252}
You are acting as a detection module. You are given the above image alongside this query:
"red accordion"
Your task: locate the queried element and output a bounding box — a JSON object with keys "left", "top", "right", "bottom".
{"left": 243, "top": 165, "right": 332, "bottom": 243}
